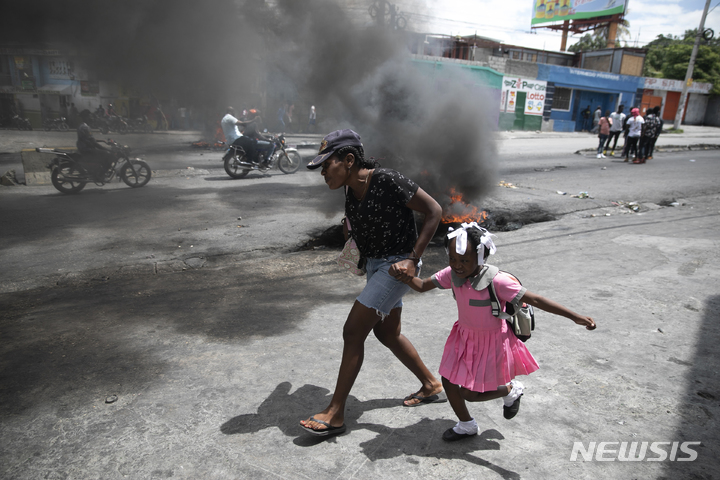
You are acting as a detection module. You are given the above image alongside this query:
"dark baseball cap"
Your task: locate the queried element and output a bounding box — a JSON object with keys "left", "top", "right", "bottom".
{"left": 306, "top": 129, "right": 363, "bottom": 169}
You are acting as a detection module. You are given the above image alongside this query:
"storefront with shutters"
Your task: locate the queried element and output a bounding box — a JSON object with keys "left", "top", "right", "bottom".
{"left": 538, "top": 64, "right": 644, "bottom": 132}
{"left": 640, "top": 77, "right": 713, "bottom": 125}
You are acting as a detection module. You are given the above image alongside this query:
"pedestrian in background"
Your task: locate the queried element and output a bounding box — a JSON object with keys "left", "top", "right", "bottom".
{"left": 276, "top": 103, "right": 286, "bottom": 132}
{"left": 286, "top": 103, "right": 294, "bottom": 133}
{"left": 308, "top": 105, "right": 316, "bottom": 133}
{"left": 590, "top": 105, "right": 602, "bottom": 134}
{"left": 647, "top": 106, "right": 663, "bottom": 160}
{"left": 596, "top": 110, "right": 612, "bottom": 158}
{"left": 624, "top": 108, "right": 644, "bottom": 163}
{"left": 604, "top": 105, "right": 625, "bottom": 156}
{"left": 581, "top": 105, "right": 591, "bottom": 131}
{"left": 638, "top": 108, "right": 655, "bottom": 163}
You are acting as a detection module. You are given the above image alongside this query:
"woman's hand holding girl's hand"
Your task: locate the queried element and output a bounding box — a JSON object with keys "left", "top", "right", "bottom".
{"left": 389, "top": 260, "right": 416, "bottom": 283}
{"left": 573, "top": 315, "right": 597, "bottom": 330}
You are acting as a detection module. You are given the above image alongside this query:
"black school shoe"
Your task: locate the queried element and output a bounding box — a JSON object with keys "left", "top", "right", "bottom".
{"left": 442, "top": 427, "right": 477, "bottom": 442}
{"left": 503, "top": 394, "right": 522, "bottom": 419}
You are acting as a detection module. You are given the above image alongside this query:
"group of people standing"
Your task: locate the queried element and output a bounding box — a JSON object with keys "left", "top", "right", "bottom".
{"left": 595, "top": 105, "right": 664, "bottom": 164}
{"left": 299, "top": 129, "right": 597, "bottom": 441}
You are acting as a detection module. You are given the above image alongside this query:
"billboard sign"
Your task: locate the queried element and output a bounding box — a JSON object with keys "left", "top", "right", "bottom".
{"left": 531, "top": 0, "right": 627, "bottom": 26}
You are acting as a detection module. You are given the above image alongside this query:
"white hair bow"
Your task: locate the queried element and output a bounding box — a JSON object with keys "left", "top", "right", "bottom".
{"left": 446, "top": 222, "right": 496, "bottom": 265}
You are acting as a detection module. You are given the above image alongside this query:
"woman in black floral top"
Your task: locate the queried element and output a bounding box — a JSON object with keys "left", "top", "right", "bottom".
{"left": 301, "top": 129, "right": 444, "bottom": 437}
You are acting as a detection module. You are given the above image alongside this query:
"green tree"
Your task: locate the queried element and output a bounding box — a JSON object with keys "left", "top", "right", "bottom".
{"left": 568, "top": 19, "right": 631, "bottom": 52}
{"left": 643, "top": 30, "right": 720, "bottom": 94}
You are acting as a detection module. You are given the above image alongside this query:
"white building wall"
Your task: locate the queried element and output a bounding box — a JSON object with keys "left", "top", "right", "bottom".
{"left": 685, "top": 93, "right": 709, "bottom": 125}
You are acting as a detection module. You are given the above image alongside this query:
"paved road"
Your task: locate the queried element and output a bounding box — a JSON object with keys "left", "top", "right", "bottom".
{"left": 1, "top": 128, "right": 719, "bottom": 479}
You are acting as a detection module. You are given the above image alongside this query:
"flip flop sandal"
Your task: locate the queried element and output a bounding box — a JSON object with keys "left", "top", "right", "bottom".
{"left": 301, "top": 416, "right": 347, "bottom": 437}
{"left": 403, "top": 391, "right": 448, "bottom": 407}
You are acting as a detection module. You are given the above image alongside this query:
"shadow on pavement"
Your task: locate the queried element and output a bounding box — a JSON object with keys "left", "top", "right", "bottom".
{"left": 663, "top": 294, "right": 720, "bottom": 477}
{"left": 220, "top": 381, "right": 520, "bottom": 479}
{"left": 0, "top": 259, "right": 355, "bottom": 417}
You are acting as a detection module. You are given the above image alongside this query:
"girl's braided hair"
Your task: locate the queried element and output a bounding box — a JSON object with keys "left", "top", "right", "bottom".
{"left": 336, "top": 145, "right": 380, "bottom": 169}
{"left": 444, "top": 225, "right": 491, "bottom": 261}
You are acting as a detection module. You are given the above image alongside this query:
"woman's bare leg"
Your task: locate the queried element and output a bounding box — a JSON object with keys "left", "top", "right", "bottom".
{"left": 300, "top": 301, "right": 380, "bottom": 430}
{"left": 373, "top": 307, "right": 443, "bottom": 405}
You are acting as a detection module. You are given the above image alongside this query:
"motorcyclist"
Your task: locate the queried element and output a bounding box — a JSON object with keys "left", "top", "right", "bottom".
{"left": 237, "top": 109, "right": 274, "bottom": 164}
{"left": 76, "top": 123, "right": 115, "bottom": 180}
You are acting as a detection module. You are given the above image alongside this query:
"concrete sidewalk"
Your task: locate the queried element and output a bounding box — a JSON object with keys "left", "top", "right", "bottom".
{"left": 1, "top": 194, "right": 718, "bottom": 479}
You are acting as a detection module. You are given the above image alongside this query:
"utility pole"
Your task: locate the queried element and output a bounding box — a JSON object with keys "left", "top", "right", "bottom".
{"left": 673, "top": 0, "right": 711, "bottom": 130}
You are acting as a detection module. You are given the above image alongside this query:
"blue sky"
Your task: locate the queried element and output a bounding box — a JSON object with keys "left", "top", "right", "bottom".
{"left": 408, "top": 0, "right": 720, "bottom": 51}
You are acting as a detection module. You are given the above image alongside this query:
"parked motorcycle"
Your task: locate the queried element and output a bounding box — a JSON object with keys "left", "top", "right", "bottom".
{"left": 37, "top": 139, "right": 151, "bottom": 194}
{"left": 43, "top": 117, "right": 69, "bottom": 131}
{"left": 127, "top": 115, "right": 154, "bottom": 133}
{"left": 222, "top": 134, "right": 302, "bottom": 178}
{"left": 12, "top": 115, "right": 33, "bottom": 130}
{"left": 106, "top": 115, "right": 129, "bottom": 134}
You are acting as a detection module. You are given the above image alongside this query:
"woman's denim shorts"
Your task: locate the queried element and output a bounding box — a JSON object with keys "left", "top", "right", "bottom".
{"left": 356, "top": 253, "right": 422, "bottom": 319}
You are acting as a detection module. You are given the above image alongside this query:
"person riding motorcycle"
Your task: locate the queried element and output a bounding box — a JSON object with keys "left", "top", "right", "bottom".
{"left": 76, "top": 123, "right": 115, "bottom": 180}
{"left": 237, "top": 109, "right": 274, "bottom": 164}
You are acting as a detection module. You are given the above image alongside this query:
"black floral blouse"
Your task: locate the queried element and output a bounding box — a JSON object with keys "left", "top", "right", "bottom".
{"left": 345, "top": 168, "right": 419, "bottom": 259}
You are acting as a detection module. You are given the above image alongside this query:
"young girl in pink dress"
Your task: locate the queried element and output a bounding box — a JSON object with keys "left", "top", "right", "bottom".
{"left": 391, "top": 223, "right": 596, "bottom": 441}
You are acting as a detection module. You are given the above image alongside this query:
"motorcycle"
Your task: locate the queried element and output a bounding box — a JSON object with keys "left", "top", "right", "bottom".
{"left": 106, "top": 115, "right": 129, "bottom": 134}
{"left": 37, "top": 139, "right": 151, "bottom": 194}
{"left": 222, "top": 134, "right": 302, "bottom": 178}
{"left": 12, "top": 115, "right": 33, "bottom": 130}
{"left": 43, "top": 117, "right": 69, "bottom": 131}
{"left": 127, "top": 115, "right": 154, "bottom": 133}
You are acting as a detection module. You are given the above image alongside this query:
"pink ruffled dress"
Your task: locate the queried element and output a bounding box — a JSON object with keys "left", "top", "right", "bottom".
{"left": 432, "top": 265, "right": 539, "bottom": 392}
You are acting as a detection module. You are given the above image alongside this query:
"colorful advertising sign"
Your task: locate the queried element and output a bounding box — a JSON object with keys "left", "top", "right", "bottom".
{"left": 531, "top": 0, "right": 627, "bottom": 26}
{"left": 501, "top": 77, "right": 547, "bottom": 115}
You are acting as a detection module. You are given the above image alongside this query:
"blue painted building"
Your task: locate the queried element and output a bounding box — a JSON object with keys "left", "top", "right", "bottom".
{"left": 537, "top": 64, "right": 644, "bottom": 132}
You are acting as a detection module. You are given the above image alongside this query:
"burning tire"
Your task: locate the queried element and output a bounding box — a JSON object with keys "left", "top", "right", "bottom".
{"left": 224, "top": 153, "right": 250, "bottom": 178}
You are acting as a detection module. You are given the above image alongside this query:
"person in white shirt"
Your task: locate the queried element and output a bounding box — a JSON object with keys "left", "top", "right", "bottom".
{"left": 624, "top": 108, "right": 644, "bottom": 163}
{"left": 604, "top": 105, "right": 625, "bottom": 156}
{"left": 221, "top": 106, "right": 243, "bottom": 147}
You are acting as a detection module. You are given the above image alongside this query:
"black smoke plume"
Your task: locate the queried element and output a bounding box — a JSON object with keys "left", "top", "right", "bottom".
{"left": 3, "top": 0, "right": 497, "bottom": 203}
{"left": 245, "top": 0, "right": 497, "bottom": 203}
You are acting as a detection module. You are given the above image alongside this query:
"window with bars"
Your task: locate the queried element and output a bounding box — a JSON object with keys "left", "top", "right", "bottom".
{"left": 552, "top": 87, "right": 573, "bottom": 111}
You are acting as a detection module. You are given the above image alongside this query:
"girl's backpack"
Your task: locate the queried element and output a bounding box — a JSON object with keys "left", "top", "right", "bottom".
{"left": 486, "top": 268, "right": 535, "bottom": 342}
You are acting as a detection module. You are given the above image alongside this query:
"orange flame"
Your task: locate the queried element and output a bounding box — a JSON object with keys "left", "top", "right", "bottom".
{"left": 191, "top": 121, "right": 227, "bottom": 149}
{"left": 441, "top": 188, "right": 488, "bottom": 224}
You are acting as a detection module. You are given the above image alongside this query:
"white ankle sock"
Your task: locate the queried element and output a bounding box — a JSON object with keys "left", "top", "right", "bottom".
{"left": 452, "top": 418, "right": 478, "bottom": 435}
{"left": 503, "top": 379, "right": 524, "bottom": 407}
